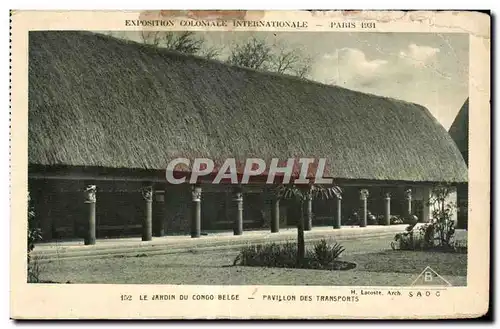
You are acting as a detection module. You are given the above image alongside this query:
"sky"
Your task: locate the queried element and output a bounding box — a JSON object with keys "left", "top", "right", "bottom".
{"left": 108, "top": 31, "right": 469, "bottom": 130}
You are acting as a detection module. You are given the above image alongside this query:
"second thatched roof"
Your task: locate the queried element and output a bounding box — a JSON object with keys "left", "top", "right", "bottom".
{"left": 448, "top": 98, "right": 469, "bottom": 165}
{"left": 28, "top": 31, "right": 467, "bottom": 183}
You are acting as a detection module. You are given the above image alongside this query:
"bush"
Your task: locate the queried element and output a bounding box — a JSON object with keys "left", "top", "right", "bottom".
{"left": 402, "top": 215, "right": 419, "bottom": 225}
{"left": 367, "top": 212, "right": 378, "bottom": 225}
{"left": 420, "top": 220, "right": 456, "bottom": 250}
{"left": 233, "top": 242, "right": 298, "bottom": 268}
{"left": 392, "top": 185, "right": 461, "bottom": 252}
{"left": 342, "top": 212, "right": 359, "bottom": 226}
{"left": 233, "top": 239, "right": 348, "bottom": 270}
{"left": 453, "top": 239, "right": 468, "bottom": 254}
{"left": 391, "top": 227, "right": 425, "bottom": 251}
{"left": 27, "top": 192, "right": 43, "bottom": 283}
{"left": 311, "top": 239, "right": 345, "bottom": 265}
{"left": 342, "top": 218, "right": 357, "bottom": 226}
{"left": 390, "top": 215, "right": 404, "bottom": 225}
{"left": 377, "top": 215, "right": 385, "bottom": 225}
{"left": 343, "top": 211, "right": 378, "bottom": 226}
{"left": 391, "top": 221, "right": 461, "bottom": 252}
{"left": 28, "top": 255, "right": 44, "bottom": 283}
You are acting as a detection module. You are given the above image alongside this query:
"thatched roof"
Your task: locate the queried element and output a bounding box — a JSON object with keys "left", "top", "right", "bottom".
{"left": 28, "top": 31, "right": 467, "bottom": 183}
{"left": 448, "top": 98, "right": 469, "bottom": 165}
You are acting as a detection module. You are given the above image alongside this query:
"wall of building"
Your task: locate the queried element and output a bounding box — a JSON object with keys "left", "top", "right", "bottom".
{"left": 456, "top": 183, "right": 468, "bottom": 229}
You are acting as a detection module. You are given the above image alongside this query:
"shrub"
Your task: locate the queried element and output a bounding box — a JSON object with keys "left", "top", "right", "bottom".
{"left": 391, "top": 220, "right": 460, "bottom": 252}
{"left": 367, "top": 212, "right": 378, "bottom": 225}
{"left": 391, "top": 227, "right": 425, "bottom": 251}
{"left": 453, "top": 240, "right": 468, "bottom": 254}
{"left": 410, "top": 185, "right": 459, "bottom": 251}
{"left": 342, "top": 218, "right": 358, "bottom": 226}
{"left": 343, "top": 211, "right": 378, "bottom": 226}
{"left": 233, "top": 242, "right": 298, "bottom": 268}
{"left": 402, "top": 215, "right": 419, "bottom": 225}
{"left": 27, "top": 195, "right": 41, "bottom": 257}
{"left": 378, "top": 214, "right": 407, "bottom": 225}
{"left": 419, "top": 220, "right": 456, "bottom": 250}
{"left": 233, "top": 239, "right": 346, "bottom": 269}
{"left": 311, "top": 239, "right": 345, "bottom": 265}
{"left": 342, "top": 212, "right": 359, "bottom": 225}
{"left": 430, "top": 206, "right": 456, "bottom": 248}
{"left": 27, "top": 255, "right": 44, "bottom": 283}
{"left": 27, "top": 192, "right": 43, "bottom": 283}
{"left": 390, "top": 215, "right": 404, "bottom": 225}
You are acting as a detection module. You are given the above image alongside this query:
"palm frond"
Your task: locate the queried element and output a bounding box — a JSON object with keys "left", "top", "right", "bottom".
{"left": 275, "top": 184, "right": 342, "bottom": 201}
{"left": 310, "top": 184, "right": 342, "bottom": 200}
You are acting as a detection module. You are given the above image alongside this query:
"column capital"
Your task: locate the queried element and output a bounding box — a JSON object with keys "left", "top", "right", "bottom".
{"left": 233, "top": 185, "right": 243, "bottom": 201}
{"left": 385, "top": 192, "right": 391, "bottom": 199}
{"left": 141, "top": 185, "right": 153, "bottom": 202}
{"left": 192, "top": 185, "right": 202, "bottom": 202}
{"left": 404, "top": 188, "right": 412, "bottom": 200}
{"left": 84, "top": 185, "right": 97, "bottom": 203}
{"left": 359, "top": 189, "right": 369, "bottom": 200}
{"left": 233, "top": 192, "right": 243, "bottom": 202}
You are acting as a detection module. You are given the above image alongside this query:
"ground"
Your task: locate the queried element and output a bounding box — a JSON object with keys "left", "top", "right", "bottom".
{"left": 36, "top": 236, "right": 467, "bottom": 286}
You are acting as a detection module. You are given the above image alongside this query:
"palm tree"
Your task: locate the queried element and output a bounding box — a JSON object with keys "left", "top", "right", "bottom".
{"left": 275, "top": 184, "right": 342, "bottom": 266}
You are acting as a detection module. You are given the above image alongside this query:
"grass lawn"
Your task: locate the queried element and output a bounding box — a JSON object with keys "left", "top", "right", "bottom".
{"left": 36, "top": 237, "right": 467, "bottom": 286}
{"left": 347, "top": 250, "right": 467, "bottom": 277}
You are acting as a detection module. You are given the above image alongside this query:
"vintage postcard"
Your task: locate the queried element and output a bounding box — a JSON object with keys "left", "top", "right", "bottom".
{"left": 10, "top": 10, "right": 490, "bottom": 319}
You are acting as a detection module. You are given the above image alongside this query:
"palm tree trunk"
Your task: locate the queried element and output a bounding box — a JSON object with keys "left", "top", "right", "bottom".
{"left": 297, "top": 201, "right": 305, "bottom": 266}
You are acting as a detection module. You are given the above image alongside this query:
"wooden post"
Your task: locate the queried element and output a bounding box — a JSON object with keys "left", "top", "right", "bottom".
{"left": 359, "top": 189, "right": 369, "bottom": 227}
{"left": 142, "top": 185, "right": 153, "bottom": 241}
{"left": 405, "top": 188, "right": 412, "bottom": 217}
{"left": 233, "top": 186, "right": 243, "bottom": 236}
{"left": 191, "top": 185, "right": 202, "bottom": 238}
{"left": 83, "top": 184, "right": 96, "bottom": 245}
{"left": 384, "top": 193, "right": 391, "bottom": 225}
{"left": 153, "top": 189, "right": 166, "bottom": 237}
{"left": 334, "top": 196, "right": 342, "bottom": 229}
{"left": 304, "top": 194, "right": 312, "bottom": 231}
{"left": 271, "top": 196, "right": 280, "bottom": 233}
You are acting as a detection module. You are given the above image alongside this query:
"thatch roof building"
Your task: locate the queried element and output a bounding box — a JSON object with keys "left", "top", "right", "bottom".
{"left": 29, "top": 31, "right": 467, "bottom": 184}
{"left": 449, "top": 98, "right": 469, "bottom": 165}
{"left": 28, "top": 31, "right": 468, "bottom": 242}
{"left": 448, "top": 98, "right": 469, "bottom": 229}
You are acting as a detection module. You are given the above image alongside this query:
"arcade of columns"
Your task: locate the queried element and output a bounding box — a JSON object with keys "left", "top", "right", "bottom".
{"left": 72, "top": 184, "right": 413, "bottom": 245}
